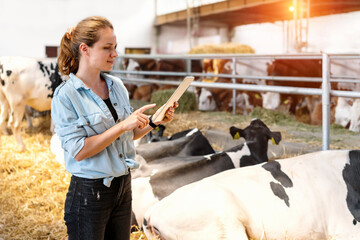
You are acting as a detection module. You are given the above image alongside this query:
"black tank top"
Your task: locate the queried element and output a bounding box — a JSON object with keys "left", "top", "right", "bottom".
{"left": 103, "top": 98, "right": 118, "bottom": 123}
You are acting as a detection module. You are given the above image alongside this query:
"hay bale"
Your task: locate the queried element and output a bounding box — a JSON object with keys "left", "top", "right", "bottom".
{"left": 188, "top": 43, "right": 255, "bottom": 54}
{"left": 150, "top": 89, "right": 197, "bottom": 113}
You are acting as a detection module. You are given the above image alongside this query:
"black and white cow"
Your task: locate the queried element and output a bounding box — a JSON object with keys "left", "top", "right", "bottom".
{"left": 143, "top": 150, "right": 360, "bottom": 240}
{"left": 132, "top": 128, "right": 216, "bottom": 179}
{"left": 135, "top": 128, "right": 215, "bottom": 166}
{"left": 132, "top": 119, "right": 281, "bottom": 227}
{"left": 0, "top": 56, "right": 64, "bottom": 151}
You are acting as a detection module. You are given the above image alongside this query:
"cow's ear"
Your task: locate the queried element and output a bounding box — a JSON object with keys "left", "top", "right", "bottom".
{"left": 229, "top": 126, "right": 243, "bottom": 140}
{"left": 270, "top": 131, "right": 282, "bottom": 145}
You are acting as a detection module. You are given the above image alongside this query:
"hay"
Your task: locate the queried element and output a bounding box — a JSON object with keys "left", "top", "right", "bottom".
{"left": 0, "top": 124, "right": 69, "bottom": 239}
{"left": 0, "top": 117, "right": 160, "bottom": 240}
{"left": 188, "top": 43, "right": 255, "bottom": 54}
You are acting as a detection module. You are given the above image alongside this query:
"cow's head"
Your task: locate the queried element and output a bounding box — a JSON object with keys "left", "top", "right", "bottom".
{"left": 230, "top": 118, "right": 281, "bottom": 144}
{"left": 229, "top": 118, "right": 281, "bottom": 165}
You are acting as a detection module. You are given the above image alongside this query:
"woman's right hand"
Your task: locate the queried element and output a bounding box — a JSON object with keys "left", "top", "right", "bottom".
{"left": 120, "top": 104, "right": 156, "bottom": 131}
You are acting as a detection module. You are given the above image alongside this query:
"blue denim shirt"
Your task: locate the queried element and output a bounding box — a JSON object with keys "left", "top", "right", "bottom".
{"left": 51, "top": 73, "right": 139, "bottom": 187}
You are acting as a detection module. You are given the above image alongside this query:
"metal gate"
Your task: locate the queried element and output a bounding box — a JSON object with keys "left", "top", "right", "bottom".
{"left": 110, "top": 53, "right": 360, "bottom": 150}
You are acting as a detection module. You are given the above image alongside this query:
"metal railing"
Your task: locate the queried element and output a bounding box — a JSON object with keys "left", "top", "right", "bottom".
{"left": 110, "top": 53, "right": 360, "bottom": 150}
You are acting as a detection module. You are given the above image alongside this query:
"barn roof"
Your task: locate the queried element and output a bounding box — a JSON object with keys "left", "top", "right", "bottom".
{"left": 155, "top": 0, "right": 360, "bottom": 27}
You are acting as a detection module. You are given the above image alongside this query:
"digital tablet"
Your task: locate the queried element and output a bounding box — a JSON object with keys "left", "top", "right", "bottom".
{"left": 152, "top": 76, "right": 194, "bottom": 122}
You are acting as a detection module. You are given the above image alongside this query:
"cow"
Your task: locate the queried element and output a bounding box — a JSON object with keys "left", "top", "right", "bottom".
{"left": 335, "top": 97, "right": 353, "bottom": 128}
{"left": 197, "top": 78, "right": 263, "bottom": 114}
{"left": 266, "top": 59, "right": 325, "bottom": 114}
{"left": 131, "top": 119, "right": 281, "bottom": 228}
{"left": 143, "top": 149, "right": 360, "bottom": 240}
{"left": 198, "top": 88, "right": 216, "bottom": 111}
{"left": 198, "top": 59, "right": 264, "bottom": 114}
{"left": 133, "top": 128, "right": 216, "bottom": 178}
{"left": 307, "top": 96, "right": 360, "bottom": 130}
{"left": 124, "top": 58, "right": 203, "bottom": 102}
{"left": 264, "top": 59, "right": 360, "bottom": 127}
{"left": 0, "top": 56, "right": 64, "bottom": 151}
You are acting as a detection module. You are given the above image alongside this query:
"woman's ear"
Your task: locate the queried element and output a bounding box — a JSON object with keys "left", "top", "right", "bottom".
{"left": 79, "top": 43, "right": 89, "bottom": 56}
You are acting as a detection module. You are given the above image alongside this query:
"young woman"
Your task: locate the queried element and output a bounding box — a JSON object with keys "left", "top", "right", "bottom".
{"left": 51, "top": 16, "right": 177, "bottom": 240}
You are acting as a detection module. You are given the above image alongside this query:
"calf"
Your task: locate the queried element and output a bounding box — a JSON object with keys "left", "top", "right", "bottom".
{"left": 0, "top": 56, "right": 64, "bottom": 151}
{"left": 132, "top": 119, "right": 281, "bottom": 227}
{"left": 144, "top": 150, "right": 360, "bottom": 240}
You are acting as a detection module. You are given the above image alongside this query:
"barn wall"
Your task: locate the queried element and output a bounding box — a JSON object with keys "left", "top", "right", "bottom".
{"left": 158, "top": 11, "right": 360, "bottom": 54}
{"left": 157, "top": 25, "right": 228, "bottom": 54}
{"left": 232, "top": 11, "right": 360, "bottom": 54}
{"left": 0, "top": 0, "right": 157, "bottom": 58}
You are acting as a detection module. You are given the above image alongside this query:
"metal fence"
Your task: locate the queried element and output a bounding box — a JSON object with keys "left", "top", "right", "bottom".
{"left": 110, "top": 53, "right": 360, "bottom": 151}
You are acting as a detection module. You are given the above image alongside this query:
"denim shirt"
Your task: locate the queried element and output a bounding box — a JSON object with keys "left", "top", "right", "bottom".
{"left": 51, "top": 73, "right": 139, "bottom": 187}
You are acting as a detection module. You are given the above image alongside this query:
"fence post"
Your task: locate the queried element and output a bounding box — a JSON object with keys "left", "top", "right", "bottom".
{"left": 232, "top": 57, "right": 236, "bottom": 115}
{"left": 186, "top": 58, "right": 191, "bottom": 76}
{"left": 322, "top": 53, "right": 330, "bottom": 150}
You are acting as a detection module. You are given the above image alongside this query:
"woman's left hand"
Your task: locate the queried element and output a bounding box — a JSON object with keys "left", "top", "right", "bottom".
{"left": 155, "top": 101, "right": 179, "bottom": 125}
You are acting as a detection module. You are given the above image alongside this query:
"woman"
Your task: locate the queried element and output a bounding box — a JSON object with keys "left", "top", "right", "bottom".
{"left": 51, "top": 16, "right": 177, "bottom": 240}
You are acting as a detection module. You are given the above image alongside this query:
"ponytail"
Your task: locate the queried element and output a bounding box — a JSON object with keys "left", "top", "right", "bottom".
{"left": 58, "top": 33, "right": 79, "bottom": 75}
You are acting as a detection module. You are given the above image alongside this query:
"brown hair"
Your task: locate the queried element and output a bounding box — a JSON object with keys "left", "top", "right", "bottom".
{"left": 57, "top": 16, "right": 114, "bottom": 75}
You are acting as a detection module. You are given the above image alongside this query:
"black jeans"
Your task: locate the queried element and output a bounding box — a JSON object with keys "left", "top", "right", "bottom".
{"left": 64, "top": 174, "right": 132, "bottom": 240}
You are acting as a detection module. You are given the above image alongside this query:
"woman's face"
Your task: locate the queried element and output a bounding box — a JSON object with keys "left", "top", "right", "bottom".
{"left": 87, "top": 27, "right": 118, "bottom": 72}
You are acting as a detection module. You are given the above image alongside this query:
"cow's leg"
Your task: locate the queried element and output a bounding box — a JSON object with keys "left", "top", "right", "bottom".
{"left": 24, "top": 106, "right": 34, "bottom": 129}
{"left": 9, "top": 102, "right": 27, "bottom": 151}
{"left": 0, "top": 99, "right": 10, "bottom": 135}
{"left": 0, "top": 105, "right": 6, "bottom": 149}
{"left": 0, "top": 92, "right": 10, "bottom": 150}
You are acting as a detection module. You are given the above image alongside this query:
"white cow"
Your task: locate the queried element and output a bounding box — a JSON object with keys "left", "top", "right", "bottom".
{"left": 0, "top": 56, "right": 65, "bottom": 151}
{"left": 143, "top": 150, "right": 360, "bottom": 240}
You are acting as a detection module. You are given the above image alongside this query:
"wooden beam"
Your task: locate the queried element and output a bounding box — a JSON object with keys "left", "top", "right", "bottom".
{"left": 155, "top": 0, "right": 282, "bottom": 26}
{"left": 155, "top": 0, "right": 360, "bottom": 27}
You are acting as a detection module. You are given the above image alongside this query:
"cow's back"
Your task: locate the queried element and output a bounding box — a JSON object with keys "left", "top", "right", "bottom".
{"left": 0, "top": 56, "right": 63, "bottom": 111}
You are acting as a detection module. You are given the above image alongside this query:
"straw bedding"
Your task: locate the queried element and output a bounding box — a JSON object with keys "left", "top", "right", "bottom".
{"left": 0, "top": 117, "right": 154, "bottom": 240}
{"left": 0, "top": 117, "right": 69, "bottom": 239}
